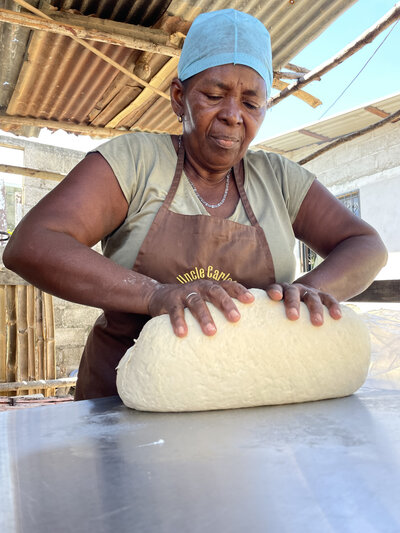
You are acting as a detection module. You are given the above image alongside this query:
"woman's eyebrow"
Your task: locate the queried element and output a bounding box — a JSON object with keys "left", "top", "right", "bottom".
{"left": 203, "top": 79, "right": 264, "bottom": 98}
{"left": 202, "top": 79, "right": 230, "bottom": 90}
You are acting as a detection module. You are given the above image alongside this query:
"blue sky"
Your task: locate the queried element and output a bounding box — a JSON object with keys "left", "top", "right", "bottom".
{"left": 254, "top": 0, "right": 400, "bottom": 143}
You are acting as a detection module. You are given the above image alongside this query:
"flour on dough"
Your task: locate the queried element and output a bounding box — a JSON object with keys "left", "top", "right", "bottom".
{"left": 117, "top": 289, "right": 370, "bottom": 412}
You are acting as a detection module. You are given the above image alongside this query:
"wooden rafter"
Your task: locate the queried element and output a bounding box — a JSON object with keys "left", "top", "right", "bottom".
{"left": 6, "top": 2, "right": 325, "bottom": 113}
{"left": 270, "top": 2, "right": 400, "bottom": 107}
{"left": 0, "top": 142, "right": 24, "bottom": 150}
{"left": 298, "top": 129, "right": 332, "bottom": 141}
{"left": 0, "top": 164, "right": 65, "bottom": 182}
{"left": 364, "top": 105, "right": 390, "bottom": 118}
{"left": 284, "top": 63, "right": 311, "bottom": 75}
{"left": 0, "top": 8, "right": 182, "bottom": 57}
{"left": 11, "top": 0, "right": 171, "bottom": 100}
{"left": 272, "top": 80, "right": 321, "bottom": 108}
{"left": 106, "top": 57, "right": 179, "bottom": 128}
{"left": 0, "top": 113, "right": 135, "bottom": 137}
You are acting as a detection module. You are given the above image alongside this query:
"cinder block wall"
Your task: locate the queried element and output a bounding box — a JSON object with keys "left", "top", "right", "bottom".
{"left": 53, "top": 297, "right": 100, "bottom": 377}
{"left": 298, "top": 121, "right": 400, "bottom": 192}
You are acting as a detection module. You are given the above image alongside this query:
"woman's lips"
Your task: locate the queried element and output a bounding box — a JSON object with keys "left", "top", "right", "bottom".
{"left": 211, "top": 136, "right": 239, "bottom": 149}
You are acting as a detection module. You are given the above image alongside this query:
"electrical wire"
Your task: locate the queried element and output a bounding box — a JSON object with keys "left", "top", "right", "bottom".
{"left": 319, "top": 18, "right": 399, "bottom": 119}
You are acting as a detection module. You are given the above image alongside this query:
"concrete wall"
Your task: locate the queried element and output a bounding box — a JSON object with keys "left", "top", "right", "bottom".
{"left": 284, "top": 121, "right": 400, "bottom": 280}
{"left": 0, "top": 136, "right": 101, "bottom": 377}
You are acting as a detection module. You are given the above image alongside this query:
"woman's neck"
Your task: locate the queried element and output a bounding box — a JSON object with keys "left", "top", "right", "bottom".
{"left": 172, "top": 135, "right": 232, "bottom": 185}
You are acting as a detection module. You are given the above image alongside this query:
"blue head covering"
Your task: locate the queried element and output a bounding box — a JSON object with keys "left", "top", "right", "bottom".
{"left": 178, "top": 9, "right": 273, "bottom": 97}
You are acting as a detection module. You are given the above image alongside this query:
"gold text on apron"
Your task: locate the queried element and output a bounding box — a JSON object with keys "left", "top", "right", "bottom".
{"left": 176, "top": 265, "right": 233, "bottom": 284}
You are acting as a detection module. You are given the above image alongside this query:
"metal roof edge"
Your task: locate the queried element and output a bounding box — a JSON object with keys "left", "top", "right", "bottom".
{"left": 255, "top": 91, "right": 400, "bottom": 146}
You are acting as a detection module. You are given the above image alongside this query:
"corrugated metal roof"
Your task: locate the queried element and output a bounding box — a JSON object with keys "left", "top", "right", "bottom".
{"left": 172, "top": 0, "right": 356, "bottom": 71}
{"left": 0, "top": 0, "right": 359, "bottom": 137}
{"left": 253, "top": 92, "right": 400, "bottom": 161}
{"left": 51, "top": 0, "right": 172, "bottom": 26}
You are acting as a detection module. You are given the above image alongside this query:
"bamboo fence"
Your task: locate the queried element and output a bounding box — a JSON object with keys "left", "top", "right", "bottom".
{"left": 0, "top": 284, "right": 56, "bottom": 396}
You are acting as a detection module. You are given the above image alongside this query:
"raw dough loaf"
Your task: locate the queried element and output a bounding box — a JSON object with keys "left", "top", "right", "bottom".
{"left": 116, "top": 289, "right": 370, "bottom": 412}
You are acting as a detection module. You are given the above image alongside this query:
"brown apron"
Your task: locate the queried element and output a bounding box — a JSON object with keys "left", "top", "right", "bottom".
{"left": 75, "top": 142, "right": 275, "bottom": 400}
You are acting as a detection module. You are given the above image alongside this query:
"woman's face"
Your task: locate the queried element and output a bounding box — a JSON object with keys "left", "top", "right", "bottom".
{"left": 171, "top": 64, "right": 267, "bottom": 173}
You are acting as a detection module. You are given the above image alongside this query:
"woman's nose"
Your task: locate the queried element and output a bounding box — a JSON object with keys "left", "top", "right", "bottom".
{"left": 218, "top": 97, "right": 243, "bottom": 124}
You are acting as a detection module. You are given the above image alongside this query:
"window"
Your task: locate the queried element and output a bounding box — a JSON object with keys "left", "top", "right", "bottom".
{"left": 299, "top": 189, "right": 361, "bottom": 273}
{"left": 336, "top": 190, "right": 361, "bottom": 217}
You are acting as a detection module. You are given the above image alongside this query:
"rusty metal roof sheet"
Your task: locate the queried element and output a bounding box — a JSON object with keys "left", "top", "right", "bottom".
{"left": 51, "top": 0, "right": 172, "bottom": 25}
{"left": 1, "top": 0, "right": 359, "bottom": 138}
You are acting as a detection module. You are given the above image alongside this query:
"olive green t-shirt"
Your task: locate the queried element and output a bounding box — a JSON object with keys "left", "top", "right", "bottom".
{"left": 94, "top": 132, "right": 315, "bottom": 283}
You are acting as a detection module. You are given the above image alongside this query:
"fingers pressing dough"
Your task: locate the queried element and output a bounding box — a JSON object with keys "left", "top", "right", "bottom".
{"left": 117, "top": 289, "right": 370, "bottom": 412}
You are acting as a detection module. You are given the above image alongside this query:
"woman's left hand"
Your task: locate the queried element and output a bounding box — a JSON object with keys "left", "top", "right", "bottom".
{"left": 265, "top": 282, "right": 342, "bottom": 326}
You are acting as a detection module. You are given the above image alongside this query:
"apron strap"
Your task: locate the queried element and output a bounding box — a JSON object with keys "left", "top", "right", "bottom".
{"left": 233, "top": 160, "right": 260, "bottom": 228}
{"left": 233, "top": 160, "right": 272, "bottom": 260}
{"left": 162, "top": 139, "right": 185, "bottom": 210}
{"left": 165, "top": 138, "right": 262, "bottom": 230}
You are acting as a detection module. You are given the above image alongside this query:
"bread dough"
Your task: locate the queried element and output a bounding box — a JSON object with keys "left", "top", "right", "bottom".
{"left": 116, "top": 289, "right": 371, "bottom": 412}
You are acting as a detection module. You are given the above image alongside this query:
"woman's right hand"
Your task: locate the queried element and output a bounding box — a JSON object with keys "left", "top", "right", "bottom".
{"left": 147, "top": 281, "right": 255, "bottom": 337}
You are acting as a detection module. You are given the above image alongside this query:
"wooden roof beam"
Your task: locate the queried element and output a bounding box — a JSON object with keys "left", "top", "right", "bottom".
{"left": 270, "top": 3, "right": 400, "bottom": 107}
{"left": 9, "top": 0, "right": 173, "bottom": 100}
{"left": 298, "top": 129, "right": 332, "bottom": 141}
{"left": 272, "top": 80, "right": 321, "bottom": 108}
{"left": 0, "top": 7, "right": 183, "bottom": 57}
{"left": 0, "top": 113, "right": 167, "bottom": 137}
{"left": 0, "top": 164, "right": 65, "bottom": 182}
{"left": 364, "top": 105, "right": 390, "bottom": 118}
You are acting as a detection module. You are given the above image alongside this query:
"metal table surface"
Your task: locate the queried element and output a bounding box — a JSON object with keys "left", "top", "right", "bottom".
{"left": 1, "top": 388, "right": 400, "bottom": 533}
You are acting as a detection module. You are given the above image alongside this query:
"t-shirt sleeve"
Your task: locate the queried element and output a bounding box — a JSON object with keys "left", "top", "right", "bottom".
{"left": 267, "top": 152, "right": 316, "bottom": 223}
{"left": 89, "top": 134, "right": 140, "bottom": 204}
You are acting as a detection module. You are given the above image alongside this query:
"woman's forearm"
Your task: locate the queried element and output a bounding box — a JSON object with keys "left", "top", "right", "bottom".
{"left": 3, "top": 228, "right": 158, "bottom": 315}
{"left": 294, "top": 234, "right": 388, "bottom": 301}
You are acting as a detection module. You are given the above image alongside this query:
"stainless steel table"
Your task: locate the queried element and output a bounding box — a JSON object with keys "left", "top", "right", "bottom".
{"left": 1, "top": 387, "right": 400, "bottom": 533}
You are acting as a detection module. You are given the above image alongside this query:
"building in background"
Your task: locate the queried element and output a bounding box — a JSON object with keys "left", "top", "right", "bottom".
{"left": 254, "top": 93, "right": 400, "bottom": 281}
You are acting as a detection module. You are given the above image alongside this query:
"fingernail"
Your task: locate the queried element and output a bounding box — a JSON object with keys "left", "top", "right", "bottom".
{"left": 333, "top": 308, "right": 342, "bottom": 319}
{"left": 314, "top": 313, "right": 323, "bottom": 324}
{"left": 269, "top": 289, "right": 282, "bottom": 300}
{"left": 229, "top": 309, "right": 240, "bottom": 321}
{"left": 177, "top": 326, "right": 185, "bottom": 337}
{"left": 288, "top": 308, "right": 299, "bottom": 319}
{"left": 205, "top": 323, "right": 216, "bottom": 335}
{"left": 242, "top": 291, "right": 254, "bottom": 301}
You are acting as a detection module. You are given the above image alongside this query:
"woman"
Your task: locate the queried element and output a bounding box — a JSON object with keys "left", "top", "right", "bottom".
{"left": 3, "top": 9, "right": 387, "bottom": 399}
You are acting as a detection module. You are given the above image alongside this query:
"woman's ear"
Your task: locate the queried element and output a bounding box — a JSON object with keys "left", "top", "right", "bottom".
{"left": 170, "top": 78, "right": 185, "bottom": 118}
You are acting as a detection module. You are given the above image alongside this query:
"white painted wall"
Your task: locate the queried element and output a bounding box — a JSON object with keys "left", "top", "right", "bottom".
{"left": 285, "top": 121, "right": 400, "bottom": 281}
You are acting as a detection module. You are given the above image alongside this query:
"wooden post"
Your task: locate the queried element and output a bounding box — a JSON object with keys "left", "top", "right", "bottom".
{"left": 0, "top": 286, "right": 6, "bottom": 386}
{"left": 42, "top": 292, "right": 56, "bottom": 397}
{"left": 15, "top": 285, "right": 29, "bottom": 395}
